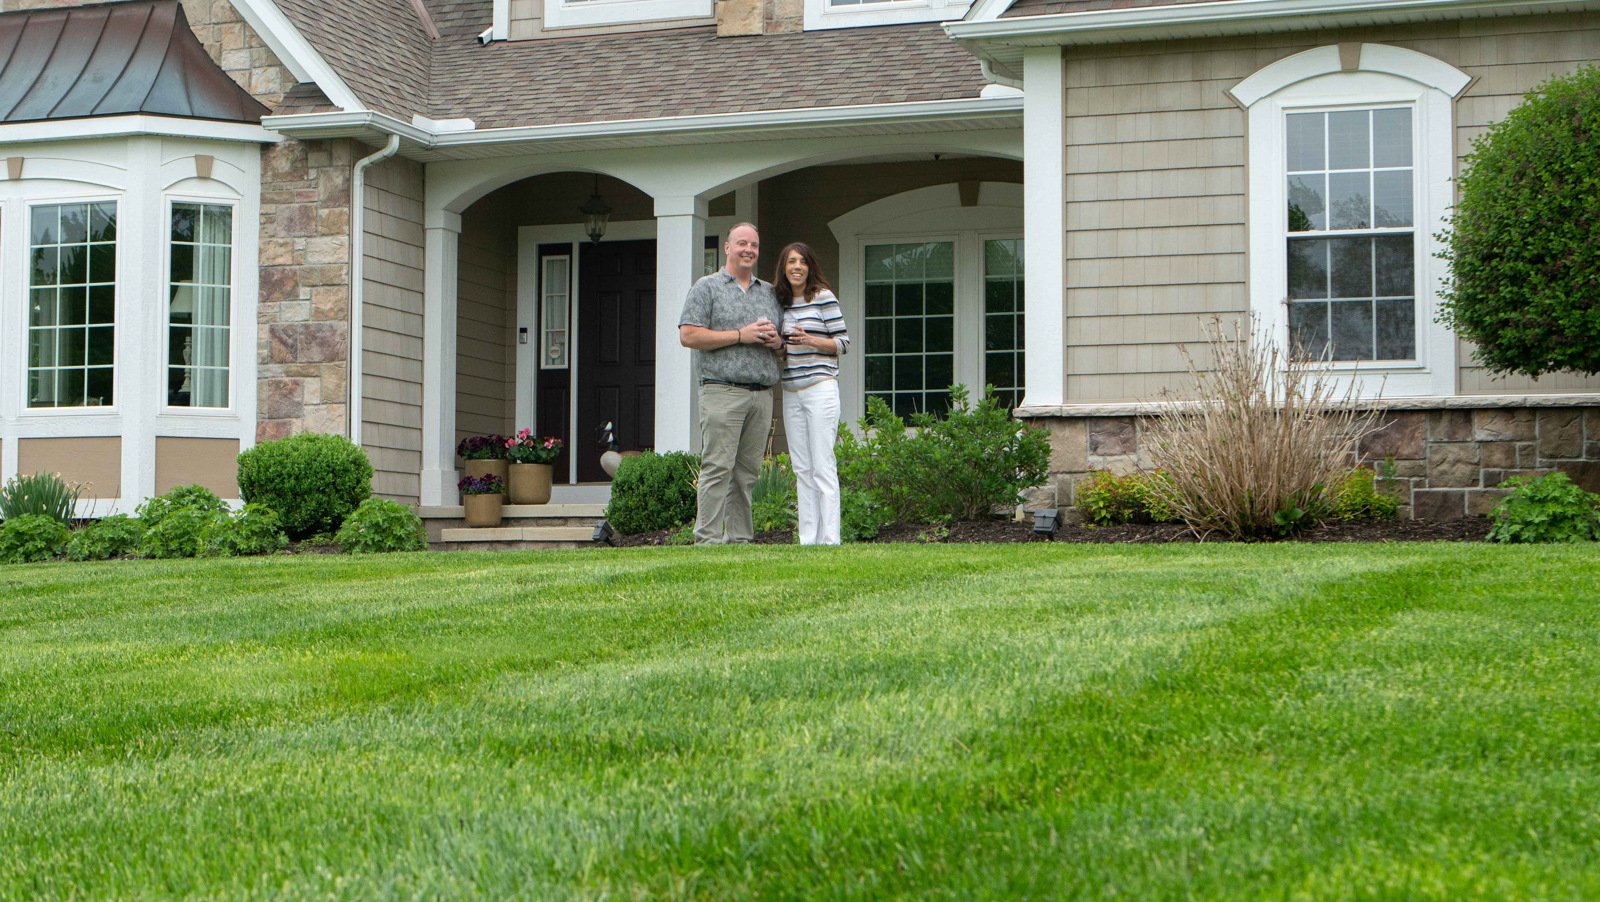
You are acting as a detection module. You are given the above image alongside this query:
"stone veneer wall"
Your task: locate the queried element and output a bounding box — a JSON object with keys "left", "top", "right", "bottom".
{"left": 1032, "top": 405, "right": 1600, "bottom": 521}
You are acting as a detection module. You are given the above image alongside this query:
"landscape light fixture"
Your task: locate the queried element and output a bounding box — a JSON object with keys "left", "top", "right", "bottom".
{"left": 592, "top": 520, "right": 615, "bottom": 545}
{"left": 580, "top": 174, "right": 611, "bottom": 244}
{"left": 1032, "top": 508, "right": 1060, "bottom": 540}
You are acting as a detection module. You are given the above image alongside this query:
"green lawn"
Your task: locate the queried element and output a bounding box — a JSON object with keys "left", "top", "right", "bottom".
{"left": 3, "top": 543, "right": 1598, "bottom": 898}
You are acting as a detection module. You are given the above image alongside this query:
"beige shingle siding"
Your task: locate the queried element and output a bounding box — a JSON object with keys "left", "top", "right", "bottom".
{"left": 454, "top": 219, "right": 516, "bottom": 444}
{"left": 1060, "top": 13, "right": 1600, "bottom": 403}
{"left": 362, "top": 157, "right": 426, "bottom": 501}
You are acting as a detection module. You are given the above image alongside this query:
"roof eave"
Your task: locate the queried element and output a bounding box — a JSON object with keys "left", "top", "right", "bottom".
{"left": 946, "top": 0, "right": 1600, "bottom": 67}
{"left": 263, "top": 97, "right": 1025, "bottom": 160}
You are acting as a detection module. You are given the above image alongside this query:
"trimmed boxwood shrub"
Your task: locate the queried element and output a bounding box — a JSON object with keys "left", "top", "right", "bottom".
{"left": 0, "top": 514, "right": 71, "bottom": 564}
{"left": 198, "top": 504, "right": 289, "bottom": 557}
{"left": 1439, "top": 66, "right": 1600, "bottom": 377}
{"left": 606, "top": 451, "right": 699, "bottom": 535}
{"left": 65, "top": 515, "right": 145, "bottom": 561}
{"left": 237, "top": 433, "right": 373, "bottom": 540}
{"left": 336, "top": 497, "right": 428, "bottom": 553}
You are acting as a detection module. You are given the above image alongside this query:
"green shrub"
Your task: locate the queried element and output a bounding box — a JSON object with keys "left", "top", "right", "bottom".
{"left": 838, "top": 386, "right": 1050, "bottom": 525}
{"left": 606, "top": 451, "right": 699, "bottom": 535}
{"left": 0, "top": 473, "right": 83, "bottom": 525}
{"left": 198, "top": 504, "right": 288, "bottom": 557}
{"left": 136, "top": 485, "right": 227, "bottom": 529}
{"left": 65, "top": 515, "right": 145, "bottom": 561}
{"left": 1076, "top": 470, "right": 1179, "bottom": 526}
{"left": 1487, "top": 472, "right": 1600, "bottom": 543}
{"left": 840, "top": 488, "right": 891, "bottom": 543}
{"left": 1439, "top": 66, "right": 1600, "bottom": 377}
{"left": 141, "top": 508, "right": 229, "bottom": 559}
{"left": 237, "top": 433, "right": 373, "bottom": 540}
{"left": 1330, "top": 468, "right": 1400, "bottom": 522}
{"left": 0, "top": 514, "right": 71, "bottom": 563}
{"left": 751, "top": 455, "right": 797, "bottom": 534}
{"left": 336, "top": 497, "right": 428, "bottom": 553}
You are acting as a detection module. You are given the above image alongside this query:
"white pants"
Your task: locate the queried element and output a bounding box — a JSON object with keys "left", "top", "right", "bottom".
{"left": 782, "top": 379, "right": 841, "bottom": 545}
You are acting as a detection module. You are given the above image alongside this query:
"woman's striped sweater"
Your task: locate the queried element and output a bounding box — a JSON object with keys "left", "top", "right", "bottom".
{"left": 780, "top": 289, "right": 851, "bottom": 391}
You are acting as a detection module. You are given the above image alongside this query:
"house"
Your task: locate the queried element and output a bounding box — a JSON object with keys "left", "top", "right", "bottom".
{"left": 0, "top": 0, "right": 1595, "bottom": 525}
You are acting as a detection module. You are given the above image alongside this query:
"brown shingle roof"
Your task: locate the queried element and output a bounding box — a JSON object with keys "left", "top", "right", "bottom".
{"left": 273, "top": 0, "right": 433, "bottom": 119}
{"left": 0, "top": 0, "right": 268, "bottom": 124}
{"left": 268, "top": 2, "right": 987, "bottom": 128}
{"left": 429, "top": 23, "right": 989, "bottom": 130}
{"left": 1002, "top": 0, "right": 1232, "bottom": 15}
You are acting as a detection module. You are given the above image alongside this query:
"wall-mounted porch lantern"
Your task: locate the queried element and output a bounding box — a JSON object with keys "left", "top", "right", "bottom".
{"left": 580, "top": 174, "right": 612, "bottom": 243}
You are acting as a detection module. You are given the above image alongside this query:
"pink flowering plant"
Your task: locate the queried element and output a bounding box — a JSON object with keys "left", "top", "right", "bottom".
{"left": 457, "top": 473, "right": 505, "bottom": 495}
{"left": 505, "top": 429, "right": 563, "bottom": 465}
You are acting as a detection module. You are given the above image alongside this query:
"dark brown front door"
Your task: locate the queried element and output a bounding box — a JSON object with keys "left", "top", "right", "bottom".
{"left": 577, "top": 239, "right": 656, "bottom": 483}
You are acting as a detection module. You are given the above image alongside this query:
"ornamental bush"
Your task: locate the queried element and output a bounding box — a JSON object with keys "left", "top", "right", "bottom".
{"left": 0, "top": 514, "right": 70, "bottom": 564}
{"left": 237, "top": 433, "right": 373, "bottom": 540}
{"left": 198, "top": 504, "right": 289, "bottom": 557}
{"left": 606, "top": 451, "right": 699, "bottom": 535}
{"left": 0, "top": 472, "right": 83, "bottom": 526}
{"left": 1329, "top": 467, "right": 1401, "bottom": 522}
{"left": 1438, "top": 66, "right": 1600, "bottom": 377}
{"left": 142, "top": 508, "right": 229, "bottom": 559}
{"left": 751, "top": 455, "right": 797, "bottom": 534}
{"left": 136, "top": 485, "right": 228, "bottom": 529}
{"left": 65, "top": 515, "right": 145, "bottom": 561}
{"left": 1487, "top": 472, "right": 1600, "bottom": 543}
{"left": 1076, "top": 470, "right": 1179, "bottom": 526}
{"left": 336, "top": 497, "right": 429, "bottom": 553}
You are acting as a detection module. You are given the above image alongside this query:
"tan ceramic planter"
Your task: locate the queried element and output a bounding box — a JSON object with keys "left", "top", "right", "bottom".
{"left": 464, "top": 459, "right": 509, "bottom": 485}
{"left": 462, "top": 493, "right": 504, "bottom": 528}
{"left": 507, "top": 463, "right": 553, "bottom": 505}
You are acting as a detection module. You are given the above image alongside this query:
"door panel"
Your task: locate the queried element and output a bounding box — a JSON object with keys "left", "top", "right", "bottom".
{"left": 578, "top": 239, "right": 656, "bottom": 483}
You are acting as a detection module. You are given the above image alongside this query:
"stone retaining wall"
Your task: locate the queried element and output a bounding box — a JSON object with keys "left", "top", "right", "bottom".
{"left": 1030, "top": 406, "right": 1600, "bottom": 521}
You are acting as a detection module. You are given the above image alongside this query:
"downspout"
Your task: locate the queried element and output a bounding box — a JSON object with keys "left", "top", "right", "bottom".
{"left": 347, "top": 134, "right": 402, "bottom": 444}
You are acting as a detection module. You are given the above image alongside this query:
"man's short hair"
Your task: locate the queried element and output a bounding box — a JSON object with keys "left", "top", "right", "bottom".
{"left": 729, "top": 222, "right": 758, "bottom": 235}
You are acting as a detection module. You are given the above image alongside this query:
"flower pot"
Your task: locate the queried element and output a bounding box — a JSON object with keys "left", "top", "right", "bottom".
{"left": 463, "top": 493, "right": 504, "bottom": 528}
{"left": 507, "top": 462, "right": 553, "bottom": 505}
{"left": 464, "top": 459, "right": 509, "bottom": 485}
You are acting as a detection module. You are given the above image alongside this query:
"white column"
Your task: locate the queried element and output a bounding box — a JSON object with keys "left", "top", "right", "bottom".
{"left": 734, "top": 183, "right": 759, "bottom": 228}
{"left": 120, "top": 137, "right": 162, "bottom": 513}
{"left": 1023, "top": 46, "right": 1067, "bottom": 408}
{"left": 420, "top": 209, "right": 461, "bottom": 506}
{"left": 653, "top": 195, "right": 707, "bottom": 453}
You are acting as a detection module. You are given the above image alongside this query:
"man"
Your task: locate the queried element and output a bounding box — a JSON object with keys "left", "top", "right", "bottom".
{"left": 678, "top": 223, "right": 784, "bottom": 544}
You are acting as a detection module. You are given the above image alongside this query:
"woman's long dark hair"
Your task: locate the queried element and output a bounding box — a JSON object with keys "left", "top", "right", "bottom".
{"left": 773, "top": 242, "right": 831, "bottom": 307}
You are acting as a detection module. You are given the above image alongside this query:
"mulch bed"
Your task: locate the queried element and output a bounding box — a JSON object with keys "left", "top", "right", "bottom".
{"left": 614, "top": 516, "right": 1492, "bottom": 546}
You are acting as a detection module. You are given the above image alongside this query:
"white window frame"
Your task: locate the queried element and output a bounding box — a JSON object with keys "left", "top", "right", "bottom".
{"left": 805, "top": 0, "right": 972, "bottom": 30}
{"left": 830, "top": 182, "right": 1023, "bottom": 426}
{"left": 539, "top": 254, "right": 572, "bottom": 371}
{"left": 162, "top": 197, "right": 240, "bottom": 413}
{"left": 21, "top": 194, "right": 123, "bottom": 415}
{"left": 1232, "top": 44, "right": 1471, "bottom": 399}
{"left": 544, "top": 0, "right": 714, "bottom": 29}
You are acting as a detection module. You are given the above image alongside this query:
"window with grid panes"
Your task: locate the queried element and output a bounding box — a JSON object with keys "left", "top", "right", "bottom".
{"left": 862, "top": 241, "right": 955, "bottom": 417}
{"left": 983, "top": 238, "right": 1025, "bottom": 410}
{"left": 1285, "top": 107, "right": 1415, "bottom": 361}
{"left": 28, "top": 202, "right": 116, "bottom": 408}
{"left": 168, "top": 202, "right": 233, "bottom": 408}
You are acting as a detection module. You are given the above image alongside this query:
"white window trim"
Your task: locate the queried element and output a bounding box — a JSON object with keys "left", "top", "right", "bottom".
{"left": 805, "top": 0, "right": 973, "bottom": 30}
{"left": 544, "top": 0, "right": 714, "bottom": 29}
{"left": 19, "top": 194, "right": 124, "bottom": 416}
{"left": 1231, "top": 44, "right": 1470, "bottom": 399}
{"left": 829, "top": 182, "right": 1023, "bottom": 425}
{"left": 161, "top": 197, "right": 240, "bottom": 415}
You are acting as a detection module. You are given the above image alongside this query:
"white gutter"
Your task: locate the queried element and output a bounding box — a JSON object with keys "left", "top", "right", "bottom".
{"left": 263, "top": 96, "right": 1024, "bottom": 150}
{"left": 347, "top": 134, "right": 402, "bottom": 446}
{"left": 945, "top": 0, "right": 1595, "bottom": 43}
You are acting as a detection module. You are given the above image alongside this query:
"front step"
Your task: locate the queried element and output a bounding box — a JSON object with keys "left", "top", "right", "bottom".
{"left": 421, "top": 503, "right": 611, "bottom": 549}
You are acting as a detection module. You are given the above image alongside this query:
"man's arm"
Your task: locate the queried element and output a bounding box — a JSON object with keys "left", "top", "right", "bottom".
{"left": 679, "top": 322, "right": 783, "bottom": 351}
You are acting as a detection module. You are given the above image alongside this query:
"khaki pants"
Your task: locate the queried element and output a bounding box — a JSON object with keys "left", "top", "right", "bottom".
{"left": 695, "top": 383, "right": 772, "bottom": 544}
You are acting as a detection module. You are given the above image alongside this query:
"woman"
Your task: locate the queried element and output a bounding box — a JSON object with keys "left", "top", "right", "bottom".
{"left": 774, "top": 242, "right": 850, "bottom": 546}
